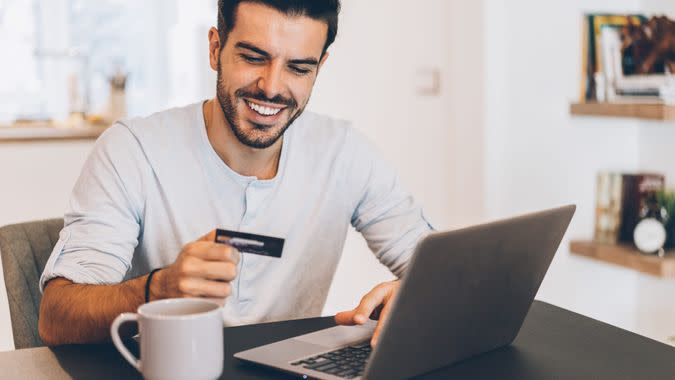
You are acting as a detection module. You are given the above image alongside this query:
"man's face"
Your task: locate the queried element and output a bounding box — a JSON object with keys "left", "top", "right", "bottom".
{"left": 212, "top": 2, "right": 329, "bottom": 149}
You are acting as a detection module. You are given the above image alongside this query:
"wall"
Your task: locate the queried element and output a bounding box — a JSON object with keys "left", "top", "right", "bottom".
{"left": 483, "top": 0, "right": 675, "bottom": 344}
{"left": 0, "top": 141, "right": 95, "bottom": 350}
{"left": 316, "top": 0, "right": 485, "bottom": 314}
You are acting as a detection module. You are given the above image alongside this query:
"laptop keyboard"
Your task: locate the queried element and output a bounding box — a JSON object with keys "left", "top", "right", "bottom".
{"left": 290, "top": 341, "right": 372, "bottom": 379}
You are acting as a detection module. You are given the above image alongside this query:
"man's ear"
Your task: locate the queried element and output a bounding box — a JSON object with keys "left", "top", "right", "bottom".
{"left": 208, "top": 27, "right": 221, "bottom": 71}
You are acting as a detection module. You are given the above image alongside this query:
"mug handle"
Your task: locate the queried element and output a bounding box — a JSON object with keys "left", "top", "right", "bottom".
{"left": 111, "top": 313, "right": 141, "bottom": 371}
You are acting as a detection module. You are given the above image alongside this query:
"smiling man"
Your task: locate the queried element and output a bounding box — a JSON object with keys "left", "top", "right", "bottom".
{"left": 38, "top": 0, "right": 432, "bottom": 347}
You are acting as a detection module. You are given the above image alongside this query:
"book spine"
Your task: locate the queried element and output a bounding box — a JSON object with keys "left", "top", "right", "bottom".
{"left": 594, "top": 172, "right": 623, "bottom": 244}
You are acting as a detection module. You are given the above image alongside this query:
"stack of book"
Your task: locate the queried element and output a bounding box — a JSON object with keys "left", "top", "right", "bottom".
{"left": 594, "top": 172, "right": 665, "bottom": 245}
{"left": 580, "top": 14, "right": 674, "bottom": 104}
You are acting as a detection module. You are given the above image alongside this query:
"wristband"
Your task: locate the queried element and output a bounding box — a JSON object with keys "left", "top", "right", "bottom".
{"left": 145, "top": 268, "right": 163, "bottom": 303}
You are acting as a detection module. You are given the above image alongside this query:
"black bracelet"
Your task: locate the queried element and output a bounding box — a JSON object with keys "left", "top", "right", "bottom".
{"left": 145, "top": 268, "right": 163, "bottom": 303}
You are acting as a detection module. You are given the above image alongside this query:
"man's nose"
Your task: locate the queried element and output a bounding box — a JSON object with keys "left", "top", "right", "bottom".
{"left": 257, "top": 64, "right": 284, "bottom": 102}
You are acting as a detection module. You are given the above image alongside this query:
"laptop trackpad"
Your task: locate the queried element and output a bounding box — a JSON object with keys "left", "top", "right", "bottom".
{"left": 293, "top": 322, "right": 377, "bottom": 348}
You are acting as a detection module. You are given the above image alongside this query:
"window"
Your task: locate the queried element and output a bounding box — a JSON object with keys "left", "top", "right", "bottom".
{"left": 0, "top": 0, "right": 40, "bottom": 122}
{"left": 0, "top": 0, "right": 216, "bottom": 124}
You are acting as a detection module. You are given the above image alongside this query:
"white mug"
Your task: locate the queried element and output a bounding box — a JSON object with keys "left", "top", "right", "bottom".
{"left": 111, "top": 298, "right": 224, "bottom": 380}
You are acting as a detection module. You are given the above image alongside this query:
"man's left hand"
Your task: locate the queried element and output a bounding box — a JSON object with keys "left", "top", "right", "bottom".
{"left": 334, "top": 280, "right": 400, "bottom": 347}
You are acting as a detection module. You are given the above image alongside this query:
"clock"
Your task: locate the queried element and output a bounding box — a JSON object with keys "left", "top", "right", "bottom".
{"left": 633, "top": 218, "right": 666, "bottom": 255}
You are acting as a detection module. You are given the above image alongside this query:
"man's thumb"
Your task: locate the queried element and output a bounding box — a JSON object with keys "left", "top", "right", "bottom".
{"left": 199, "top": 229, "right": 217, "bottom": 242}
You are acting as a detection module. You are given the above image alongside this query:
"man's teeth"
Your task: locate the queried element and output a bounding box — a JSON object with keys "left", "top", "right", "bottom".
{"left": 247, "top": 101, "right": 282, "bottom": 116}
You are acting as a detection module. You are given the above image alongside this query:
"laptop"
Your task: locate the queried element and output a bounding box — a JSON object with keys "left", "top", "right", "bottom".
{"left": 234, "top": 205, "right": 576, "bottom": 379}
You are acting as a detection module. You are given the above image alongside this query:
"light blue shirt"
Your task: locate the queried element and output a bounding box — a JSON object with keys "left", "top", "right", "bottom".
{"left": 40, "top": 102, "right": 432, "bottom": 325}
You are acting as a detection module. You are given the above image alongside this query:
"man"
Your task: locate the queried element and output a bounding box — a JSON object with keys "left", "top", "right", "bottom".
{"left": 38, "top": 0, "right": 432, "bottom": 348}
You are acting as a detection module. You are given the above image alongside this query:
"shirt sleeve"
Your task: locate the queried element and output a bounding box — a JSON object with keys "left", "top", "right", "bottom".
{"left": 346, "top": 128, "right": 434, "bottom": 278}
{"left": 39, "top": 123, "right": 148, "bottom": 292}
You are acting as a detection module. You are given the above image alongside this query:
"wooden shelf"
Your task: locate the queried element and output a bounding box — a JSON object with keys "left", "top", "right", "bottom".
{"left": 0, "top": 124, "right": 107, "bottom": 143}
{"left": 570, "top": 240, "right": 675, "bottom": 277}
{"left": 570, "top": 102, "right": 675, "bottom": 121}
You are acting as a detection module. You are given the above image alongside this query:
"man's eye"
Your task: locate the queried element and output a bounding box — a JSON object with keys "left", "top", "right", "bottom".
{"left": 241, "top": 54, "right": 264, "bottom": 63}
{"left": 290, "top": 66, "right": 311, "bottom": 75}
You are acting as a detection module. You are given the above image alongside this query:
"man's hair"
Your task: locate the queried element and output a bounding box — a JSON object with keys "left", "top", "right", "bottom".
{"left": 217, "top": 0, "right": 340, "bottom": 55}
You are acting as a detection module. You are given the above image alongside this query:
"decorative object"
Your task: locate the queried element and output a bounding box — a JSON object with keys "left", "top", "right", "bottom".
{"left": 580, "top": 14, "right": 675, "bottom": 104}
{"left": 633, "top": 193, "right": 668, "bottom": 256}
{"left": 618, "top": 173, "right": 665, "bottom": 244}
{"left": 634, "top": 219, "right": 666, "bottom": 255}
{"left": 105, "top": 65, "right": 128, "bottom": 124}
{"left": 621, "top": 16, "right": 675, "bottom": 74}
{"left": 656, "top": 189, "right": 675, "bottom": 249}
{"left": 580, "top": 13, "right": 648, "bottom": 102}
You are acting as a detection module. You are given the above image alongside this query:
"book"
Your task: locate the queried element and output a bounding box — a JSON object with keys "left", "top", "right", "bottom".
{"left": 582, "top": 14, "right": 648, "bottom": 101}
{"left": 592, "top": 15, "right": 647, "bottom": 75}
{"left": 580, "top": 15, "right": 590, "bottom": 102}
{"left": 594, "top": 172, "right": 623, "bottom": 244}
{"left": 594, "top": 172, "right": 665, "bottom": 244}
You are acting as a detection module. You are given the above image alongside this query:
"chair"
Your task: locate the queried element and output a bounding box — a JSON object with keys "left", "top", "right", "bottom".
{"left": 0, "top": 219, "right": 63, "bottom": 349}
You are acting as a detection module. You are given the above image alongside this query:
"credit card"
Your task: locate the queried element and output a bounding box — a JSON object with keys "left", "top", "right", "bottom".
{"left": 215, "top": 229, "right": 284, "bottom": 258}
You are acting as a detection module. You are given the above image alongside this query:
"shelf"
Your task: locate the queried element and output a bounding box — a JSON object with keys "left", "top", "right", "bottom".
{"left": 570, "top": 240, "right": 675, "bottom": 277}
{"left": 0, "top": 124, "right": 108, "bottom": 143}
{"left": 570, "top": 102, "right": 675, "bottom": 121}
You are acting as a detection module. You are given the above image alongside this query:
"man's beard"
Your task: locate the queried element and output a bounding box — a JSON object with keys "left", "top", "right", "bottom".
{"left": 216, "top": 63, "right": 305, "bottom": 149}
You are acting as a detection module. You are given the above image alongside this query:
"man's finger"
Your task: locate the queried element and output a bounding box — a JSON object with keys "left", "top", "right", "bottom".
{"left": 186, "top": 242, "right": 241, "bottom": 264}
{"left": 350, "top": 285, "right": 389, "bottom": 325}
{"left": 177, "top": 277, "right": 232, "bottom": 298}
{"left": 335, "top": 302, "right": 375, "bottom": 326}
{"left": 182, "top": 260, "right": 238, "bottom": 282}
{"left": 371, "top": 295, "right": 395, "bottom": 347}
{"left": 334, "top": 310, "right": 358, "bottom": 325}
{"left": 199, "top": 229, "right": 217, "bottom": 242}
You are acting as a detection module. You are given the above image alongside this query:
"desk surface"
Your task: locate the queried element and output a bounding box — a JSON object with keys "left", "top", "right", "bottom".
{"left": 1, "top": 301, "right": 673, "bottom": 379}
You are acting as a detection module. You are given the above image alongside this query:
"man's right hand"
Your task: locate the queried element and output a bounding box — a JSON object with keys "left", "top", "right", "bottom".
{"left": 39, "top": 230, "right": 240, "bottom": 345}
{"left": 151, "top": 230, "right": 241, "bottom": 301}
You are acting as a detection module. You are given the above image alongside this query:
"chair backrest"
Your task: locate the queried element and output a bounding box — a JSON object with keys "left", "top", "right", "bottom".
{"left": 0, "top": 219, "right": 63, "bottom": 349}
